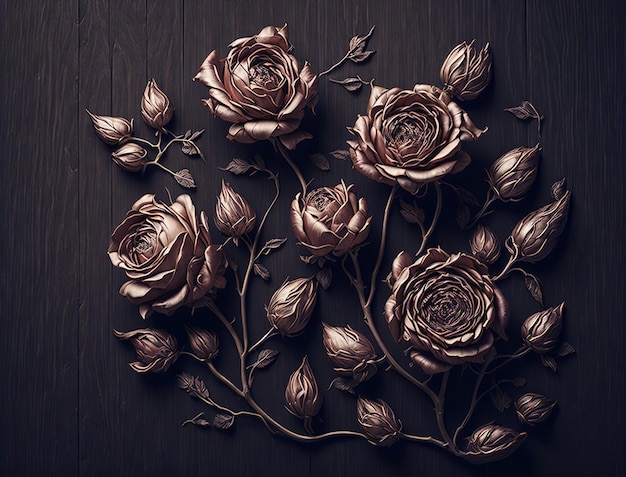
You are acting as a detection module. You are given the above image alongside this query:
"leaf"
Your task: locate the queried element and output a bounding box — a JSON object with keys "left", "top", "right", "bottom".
{"left": 213, "top": 414, "right": 235, "bottom": 430}
{"left": 512, "top": 377, "right": 527, "bottom": 388}
{"left": 329, "top": 77, "right": 364, "bottom": 92}
{"left": 254, "top": 263, "right": 270, "bottom": 281}
{"left": 524, "top": 274, "right": 544, "bottom": 306}
{"left": 348, "top": 25, "right": 375, "bottom": 54}
{"left": 182, "top": 413, "right": 212, "bottom": 428}
{"left": 316, "top": 268, "right": 332, "bottom": 290}
{"left": 349, "top": 50, "right": 375, "bottom": 63}
{"left": 189, "top": 129, "right": 204, "bottom": 141}
{"left": 300, "top": 255, "right": 319, "bottom": 265}
{"left": 247, "top": 349, "right": 279, "bottom": 370}
{"left": 505, "top": 101, "right": 543, "bottom": 121}
{"left": 489, "top": 386, "right": 512, "bottom": 413}
{"left": 329, "top": 376, "right": 355, "bottom": 393}
{"left": 174, "top": 169, "right": 196, "bottom": 189}
{"left": 448, "top": 184, "right": 481, "bottom": 207}
{"left": 556, "top": 341, "right": 576, "bottom": 357}
{"left": 310, "top": 153, "right": 331, "bottom": 171}
{"left": 541, "top": 354, "right": 558, "bottom": 373}
{"left": 551, "top": 178, "right": 567, "bottom": 201}
{"left": 221, "top": 158, "right": 254, "bottom": 175}
{"left": 177, "top": 373, "right": 209, "bottom": 400}
{"left": 261, "top": 237, "right": 288, "bottom": 255}
{"left": 399, "top": 199, "right": 425, "bottom": 225}
{"left": 456, "top": 203, "right": 471, "bottom": 229}
{"left": 329, "top": 149, "right": 351, "bottom": 161}
{"left": 181, "top": 142, "right": 199, "bottom": 156}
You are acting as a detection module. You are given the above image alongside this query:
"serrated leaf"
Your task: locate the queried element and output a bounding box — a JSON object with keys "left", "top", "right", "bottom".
{"left": 174, "top": 169, "right": 196, "bottom": 189}
{"left": 349, "top": 50, "right": 375, "bottom": 63}
{"left": 181, "top": 141, "right": 200, "bottom": 156}
{"left": 329, "top": 149, "right": 351, "bottom": 161}
{"left": 247, "top": 349, "right": 279, "bottom": 370}
{"left": 348, "top": 25, "right": 375, "bottom": 54}
{"left": 512, "top": 377, "right": 527, "bottom": 388}
{"left": 456, "top": 203, "right": 471, "bottom": 229}
{"left": 524, "top": 274, "right": 544, "bottom": 306}
{"left": 221, "top": 158, "right": 254, "bottom": 175}
{"left": 329, "top": 77, "right": 363, "bottom": 92}
{"left": 541, "top": 354, "right": 558, "bottom": 372}
{"left": 182, "top": 413, "right": 212, "bottom": 428}
{"left": 310, "top": 153, "right": 331, "bottom": 171}
{"left": 556, "top": 341, "right": 576, "bottom": 357}
{"left": 316, "top": 268, "right": 332, "bottom": 290}
{"left": 489, "top": 386, "right": 512, "bottom": 413}
{"left": 261, "top": 237, "right": 288, "bottom": 255}
{"left": 551, "top": 178, "right": 567, "bottom": 201}
{"left": 329, "top": 376, "right": 355, "bottom": 393}
{"left": 505, "top": 101, "right": 543, "bottom": 121}
{"left": 177, "top": 373, "right": 209, "bottom": 400}
{"left": 213, "top": 414, "right": 235, "bottom": 430}
{"left": 189, "top": 129, "right": 204, "bottom": 141}
{"left": 254, "top": 263, "right": 270, "bottom": 281}
{"left": 399, "top": 199, "right": 425, "bottom": 225}
{"left": 177, "top": 372, "right": 195, "bottom": 393}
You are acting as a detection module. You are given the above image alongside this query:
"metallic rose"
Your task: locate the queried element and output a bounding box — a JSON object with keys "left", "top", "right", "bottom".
{"left": 488, "top": 145, "right": 540, "bottom": 202}
{"left": 113, "top": 328, "right": 179, "bottom": 373}
{"left": 265, "top": 277, "right": 317, "bottom": 336}
{"left": 385, "top": 248, "right": 509, "bottom": 375}
{"left": 291, "top": 182, "right": 372, "bottom": 257}
{"left": 86, "top": 110, "right": 133, "bottom": 145}
{"left": 185, "top": 326, "right": 219, "bottom": 361}
{"left": 465, "top": 424, "right": 527, "bottom": 464}
{"left": 322, "top": 323, "right": 378, "bottom": 386}
{"left": 108, "top": 194, "right": 227, "bottom": 319}
{"left": 440, "top": 40, "right": 492, "bottom": 101}
{"left": 215, "top": 179, "right": 256, "bottom": 240}
{"left": 194, "top": 25, "right": 318, "bottom": 150}
{"left": 111, "top": 142, "right": 148, "bottom": 172}
{"left": 515, "top": 392, "right": 557, "bottom": 426}
{"left": 469, "top": 223, "right": 501, "bottom": 264}
{"left": 284, "top": 356, "right": 323, "bottom": 427}
{"left": 141, "top": 79, "right": 174, "bottom": 130}
{"left": 356, "top": 397, "right": 402, "bottom": 447}
{"left": 521, "top": 303, "right": 564, "bottom": 353}
{"left": 347, "top": 84, "right": 485, "bottom": 194}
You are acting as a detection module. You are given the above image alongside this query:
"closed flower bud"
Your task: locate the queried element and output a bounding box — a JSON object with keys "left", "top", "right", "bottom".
{"left": 285, "top": 356, "right": 323, "bottom": 431}
{"left": 141, "top": 79, "right": 174, "bottom": 130}
{"left": 215, "top": 180, "right": 256, "bottom": 239}
{"left": 87, "top": 110, "right": 134, "bottom": 145}
{"left": 113, "top": 328, "right": 179, "bottom": 373}
{"left": 356, "top": 397, "right": 402, "bottom": 447}
{"left": 509, "top": 189, "right": 570, "bottom": 263}
{"left": 488, "top": 145, "right": 540, "bottom": 202}
{"left": 465, "top": 424, "right": 527, "bottom": 464}
{"left": 521, "top": 303, "right": 564, "bottom": 353}
{"left": 111, "top": 143, "right": 148, "bottom": 172}
{"left": 469, "top": 224, "right": 501, "bottom": 264}
{"left": 266, "top": 277, "right": 317, "bottom": 336}
{"left": 322, "top": 323, "right": 378, "bottom": 385}
{"left": 440, "top": 40, "right": 492, "bottom": 101}
{"left": 515, "top": 392, "right": 557, "bottom": 426}
{"left": 185, "top": 326, "right": 219, "bottom": 361}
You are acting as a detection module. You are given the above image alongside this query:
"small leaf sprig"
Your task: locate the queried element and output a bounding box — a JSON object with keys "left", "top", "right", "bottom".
{"left": 320, "top": 26, "right": 376, "bottom": 77}
{"left": 87, "top": 79, "right": 205, "bottom": 188}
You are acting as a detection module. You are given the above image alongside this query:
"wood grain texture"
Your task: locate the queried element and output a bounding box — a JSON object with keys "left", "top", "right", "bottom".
{"left": 1, "top": 0, "right": 624, "bottom": 475}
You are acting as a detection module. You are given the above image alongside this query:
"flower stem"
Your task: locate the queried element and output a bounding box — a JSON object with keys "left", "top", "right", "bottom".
{"left": 416, "top": 181, "right": 443, "bottom": 256}
{"left": 275, "top": 140, "right": 307, "bottom": 196}
{"left": 400, "top": 432, "right": 448, "bottom": 449}
{"left": 492, "top": 251, "right": 519, "bottom": 281}
{"left": 248, "top": 328, "right": 278, "bottom": 354}
{"left": 453, "top": 356, "right": 492, "bottom": 445}
{"left": 466, "top": 190, "right": 497, "bottom": 230}
{"left": 319, "top": 51, "right": 350, "bottom": 77}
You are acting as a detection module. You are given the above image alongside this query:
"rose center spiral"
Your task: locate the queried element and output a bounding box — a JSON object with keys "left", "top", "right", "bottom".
{"left": 307, "top": 190, "right": 335, "bottom": 213}
{"left": 250, "top": 63, "right": 280, "bottom": 89}
{"left": 387, "top": 116, "right": 430, "bottom": 149}
{"left": 132, "top": 231, "right": 156, "bottom": 257}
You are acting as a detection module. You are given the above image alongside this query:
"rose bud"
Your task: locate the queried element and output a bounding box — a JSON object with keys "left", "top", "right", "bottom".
{"left": 86, "top": 110, "right": 134, "bottom": 145}
{"left": 469, "top": 223, "right": 501, "bottom": 264}
{"left": 141, "top": 79, "right": 174, "bottom": 130}
{"left": 291, "top": 182, "right": 372, "bottom": 257}
{"left": 487, "top": 145, "right": 541, "bottom": 202}
{"left": 185, "top": 326, "right": 219, "bottom": 361}
{"left": 521, "top": 303, "right": 564, "bottom": 353}
{"left": 356, "top": 397, "right": 402, "bottom": 447}
{"left": 509, "top": 189, "right": 570, "bottom": 263}
{"left": 285, "top": 356, "right": 323, "bottom": 432}
{"left": 465, "top": 424, "right": 527, "bottom": 464}
{"left": 214, "top": 180, "right": 256, "bottom": 241}
{"left": 111, "top": 142, "right": 148, "bottom": 172}
{"left": 113, "top": 328, "right": 179, "bottom": 373}
{"left": 265, "top": 277, "right": 317, "bottom": 336}
{"left": 515, "top": 392, "right": 557, "bottom": 426}
{"left": 440, "top": 40, "right": 492, "bottom": 101}
{"left": 322, "top": 323, "right": 378, "bottom": 386}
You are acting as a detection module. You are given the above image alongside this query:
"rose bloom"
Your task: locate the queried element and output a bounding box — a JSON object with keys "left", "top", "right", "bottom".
{"left": 108, "top": 194, "right": 227, "bottom": 319}
{"left": 291, "top": 182, "right": 371, "bottom": 257}
{"left": 385, "top": 248, "right": 509, "bottom": 374}
{"left": 347, "top": 84, "right": 485, "bottom": 194}
{"left": 194, "top": 25, "right": 318, "bottom": 150}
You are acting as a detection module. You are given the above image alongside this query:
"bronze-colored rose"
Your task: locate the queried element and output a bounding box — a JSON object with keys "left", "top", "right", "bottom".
{"left": 465, "top": 424, "right": 527, "bottom": 464}
{"left": 108, "top": 194, "right": 227, "bottom": 319}
{"left": 113, "top": 328, "right": 179, "bottom": 373}
{"left": 215, "top": 180, "right": 256, "bottom": 240}
{"left": 347, "top": 84, "right": 485, "bottom": 194}
{"left": 440, "top": 40, "right": 492, "bottom": 101}
{"left": 521, "top": 303, "right": 564, "bottom": 353}
{"left": 185, "top": 326, "right": 219, "bottom": 361}
{"left": 469, "top": 223, "right": 501, "bottom": 264}
{"left": 285, "top": 356, "right": 323, "bottom": 432}
{"left": 322, "top": 323, "right": 378, "bottom": 386}
{"left": 141, "top": 79, "right": 174, "bottom": 130}
{"left": 265, "top": 277, "right": 317, "bottom": 336}
{"left": 87, "top": 110, "right": 134, "bottom": 145}
{"left": 488, "top": 145, "right": 540, "bottom": 202}
{"left": 291, "top": 182, "right": 372, "bottom": 257}
{"left": 356, "top": 397, "right": 402, "bottom": 447}
{"left": 515, "top": 392, "right": 557, "bottom": 426}
{"left": 509, "top": 190, "right": 571, "bottom": 263}
{"left": 194, "top": 25, "right": 318, "bottom": 150}
{"left": 385, "top": 248, "right": 509, "bottom": 375}
{"left": 111, "top": 142, "right": 148, "bottom": 172}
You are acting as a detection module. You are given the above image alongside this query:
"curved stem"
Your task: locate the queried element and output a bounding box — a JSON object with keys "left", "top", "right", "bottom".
{"left": 275, "top": 140, "right": 307, "bottom": 196}
{"left": 130, "top": 136, "right": 158, "bottom": 149}
{"left": 492, "top": 252, "right": 519, "bottom": 281}
{"left": 486, "top": 346, "right": 531, "bottom": 375}
{"left": 146, "top": 160, "right": 178, "bottom": 177}
{"left": 416, "top": 182, "right": 443, "bottom": 257}
{"left": 153, "top": 136, "right": 187, "bottom": 163}
{"left": 453, "top": 357, "right": 491, "bottom": 445}
{"left": 400, "top": 432, "right": 448, "bottom": 449}
{"left": 466, "top": 190, "right": 497, "bottom": 230}
{"left": 206, "top": 300, "right": 243, "bottom": 357}
{"left": 249, "top": 328, "right": 278, "bottom": 355}
{"left": 319, "top": 52, "right": 350, "bottom": 77}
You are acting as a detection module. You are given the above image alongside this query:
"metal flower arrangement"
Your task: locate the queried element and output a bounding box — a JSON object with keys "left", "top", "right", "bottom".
{"left": 90, "top": 25, "right": 574, "bottom": 465}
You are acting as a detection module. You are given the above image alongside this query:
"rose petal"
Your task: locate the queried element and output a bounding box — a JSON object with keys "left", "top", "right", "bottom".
{"left": 409, "top": 350, "right": 453, "bottom": 375}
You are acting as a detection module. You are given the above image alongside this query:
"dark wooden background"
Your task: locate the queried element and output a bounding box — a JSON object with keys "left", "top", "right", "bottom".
{"left": 1, "top": 0, "right": 624, "bottom": 476}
